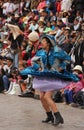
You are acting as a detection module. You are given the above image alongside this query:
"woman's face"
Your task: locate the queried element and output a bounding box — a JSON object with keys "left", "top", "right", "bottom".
{"left": 41, "top": 38, "right": 49, "bottom": 49}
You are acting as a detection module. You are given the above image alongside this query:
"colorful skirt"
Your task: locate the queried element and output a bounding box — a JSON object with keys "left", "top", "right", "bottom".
{"left": 33, "top": 77, "right": 70, "bottom": 92}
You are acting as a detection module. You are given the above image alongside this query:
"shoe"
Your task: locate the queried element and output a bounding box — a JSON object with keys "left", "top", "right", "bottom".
{"left": 2, "top": 90, "right": 7, "bottom": 94}
{"left": 42, "top": 117, "right": 54, "bottom": 123}
{"left": 19, "top": 92, "right": 34, "bottom": 98}
{"left": 53, "top": 112, "right": 64, "bottom": 125}
{"left": 78, "top": 106, "right": 84, "bottom": 109}
{"left": 34, "top": 94, "right": 40, "bottom": 100}
{"left": 70, "top": 103, "right": 79, "bottom": 107}
{"left": 42, "top": 112, "right": 54, "bottom": 123}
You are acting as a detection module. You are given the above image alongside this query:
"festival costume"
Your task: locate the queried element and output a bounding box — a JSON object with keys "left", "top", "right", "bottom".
{"left": 20, "top": 36, "right": 79, "bottom": 92}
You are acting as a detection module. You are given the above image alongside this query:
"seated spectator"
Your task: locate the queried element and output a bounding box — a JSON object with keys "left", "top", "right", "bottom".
{"left": 38, "top": 17, "right": 45, "bottom": 34}
{"left": 73, "top": 19, "right": 81, "bottom": 31}
{"left": 2, "top": 57, "right": 14, "bottom": 93}
{"left": 49, "top": 11, "right": 56, "bottom": 23}
{"left": 63, "top": 65, "right": 84, "bottom": 104}
{"left": 28, "top": 19, "right": 39, "bottom": 32}
{"left": 75, "top": 11, "right": 82, "bottom": 23}
{"left": 72, "top": 88, "right": 84, "bottom": 109}
{"left": 37, "top": 0, "right": 46, "bottom": 11}
{"left": 54, "top": 25, "right": 62, "bottom": 40}
{"left": 43, "top": 21, "right": 52, "bottom": 33}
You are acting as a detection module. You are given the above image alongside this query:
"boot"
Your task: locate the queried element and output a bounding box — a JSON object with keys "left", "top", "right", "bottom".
{"left": 42, "top": 111, "right": 54, "bottom": 123}
{"left": 53, "top": 112, "right": 64, "bottom": 125}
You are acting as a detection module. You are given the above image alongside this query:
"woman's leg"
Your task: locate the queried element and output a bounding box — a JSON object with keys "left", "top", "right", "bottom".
{"left": 44, "top": 91, "right": 64, "bottom": 125}
{"left": 40, "top": 92, "right": 50, "bottom": 112}
{"left": 44, "top": 91, "right": 58, "bottom": 112}
{"left": 40, "top": 91, "right": 54, "bottom": 123}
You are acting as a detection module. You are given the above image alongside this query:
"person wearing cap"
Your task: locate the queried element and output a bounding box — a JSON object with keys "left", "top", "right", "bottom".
{"left": 72, "top": 65, "right": 83, "bottom": 75}
{"left": 63, "top": 65, "right": 84, "bottom": 105}
{"left": 20, "top": 34, "right": 79, "bottom": 125}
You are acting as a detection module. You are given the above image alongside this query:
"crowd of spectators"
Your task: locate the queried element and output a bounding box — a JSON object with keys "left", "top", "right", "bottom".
{"left": 0, "top": 0, "right": 84, "bottom": 108}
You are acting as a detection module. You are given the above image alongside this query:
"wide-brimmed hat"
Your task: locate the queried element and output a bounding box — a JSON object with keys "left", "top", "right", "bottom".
{"left": 14, "top": 14, "right": 20, "bottom": 18}
{"left": 28, "top": 31, "right": 39, "bottom": 42}
{"left": 38, "top": 17, "right": 45, "bottom": 23}
{"left": 39, "top": 34, "right": 56, "bottom": 46}
{"left": 73, "top": 65, "right": 83, "bottom": 73}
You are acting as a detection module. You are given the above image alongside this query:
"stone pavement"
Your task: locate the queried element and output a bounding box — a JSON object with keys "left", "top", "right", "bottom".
{"left": 0, "top": 94, "right": 84, "bottom": 130}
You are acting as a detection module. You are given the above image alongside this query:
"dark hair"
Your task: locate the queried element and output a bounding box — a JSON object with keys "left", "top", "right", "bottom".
{"left": 7, "top": 57, "right": 13, "bottom": 62}
{"left": 11, "top": 67, "right": 18, "bottom": 74}
{"left": 0, "top": 55, "right": 3, "bottom": 60}
{"left": 42, "top": 37, "right": 53, "bottom": 47}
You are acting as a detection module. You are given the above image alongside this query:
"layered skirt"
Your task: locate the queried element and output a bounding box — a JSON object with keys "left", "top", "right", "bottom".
{"left": 33, "top": 77, "right": 70, "bottom": 92}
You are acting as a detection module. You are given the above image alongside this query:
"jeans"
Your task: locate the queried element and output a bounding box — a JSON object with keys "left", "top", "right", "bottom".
{"left": 12, "top": 53, "right": 19, "bottom": 68}
{"left": 64, "top": 90, "right": 73, "bottom": 104}
{"left": 3, "top": 75, "right": 10, "bottom": 91}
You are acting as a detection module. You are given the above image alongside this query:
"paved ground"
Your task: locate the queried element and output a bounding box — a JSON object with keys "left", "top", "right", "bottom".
{"left": 0, "top": 94, "right": 84, "bottom": 130}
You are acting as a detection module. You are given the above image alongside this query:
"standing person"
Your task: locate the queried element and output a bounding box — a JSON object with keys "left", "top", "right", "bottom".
{"left": 33, "top": 35, "right": 68, "bottom": 125}
{"left": 20, "top": 34, "right": 79, "bottom": 125}
{"left": 8, "top": 33, "right": 19, "bottom": 68}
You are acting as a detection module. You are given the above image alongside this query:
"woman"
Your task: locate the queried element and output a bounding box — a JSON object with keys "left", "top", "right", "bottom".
{"left": 20, "top": 34, "right": 79, "bottom": 125}
{"left": 34, "top": 35, "right": 65, "bottom": 125}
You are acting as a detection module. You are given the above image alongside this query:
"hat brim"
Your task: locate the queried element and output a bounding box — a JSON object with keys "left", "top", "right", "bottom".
{"left": 39, "top": 34, "right": 55, "bottom": 46}
{"left": 73, "top": 65, "right": 83, "bottom": 73}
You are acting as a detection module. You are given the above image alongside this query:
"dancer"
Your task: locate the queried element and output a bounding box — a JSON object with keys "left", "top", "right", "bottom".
{"left": 20, "top": 34, "right": 79, "bottom": 125}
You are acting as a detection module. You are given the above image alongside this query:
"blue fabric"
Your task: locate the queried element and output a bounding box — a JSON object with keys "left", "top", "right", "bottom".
{"left": 3, "top": 75, "right": 10, "bottom": 90}
{"left": 20, "top": 39, "right": 79, "bottom": 82}
{"left": 64, "top": 90, "right": 74, "bottom": 104}
{"left": 20, "top": 67, "right": 79, "bottom": 82}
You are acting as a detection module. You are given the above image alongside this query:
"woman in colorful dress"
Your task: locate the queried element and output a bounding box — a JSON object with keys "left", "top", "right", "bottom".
{"left": 20, "top": 34, "right": 79, "bottom": 125}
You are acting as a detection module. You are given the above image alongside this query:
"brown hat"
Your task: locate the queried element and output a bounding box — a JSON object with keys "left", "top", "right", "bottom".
{"left": 28, "top": 31, "right": 39, "bottom": 42}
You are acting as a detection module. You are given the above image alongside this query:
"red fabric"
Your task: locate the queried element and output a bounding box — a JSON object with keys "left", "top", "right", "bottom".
{"left": 37, "top": 1, "right": 46, "bottom": 10}
{"left": 31, "top": 51, "right": 35, "bottom": 57}
{"left": 22, "top": 50, "right": 26, "bottom": 59}
{"left": 27, "top": 59, "right": 32, "bottom": 66}
{"left": 56, "top": 2, "right": 61, "bottom": 12}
